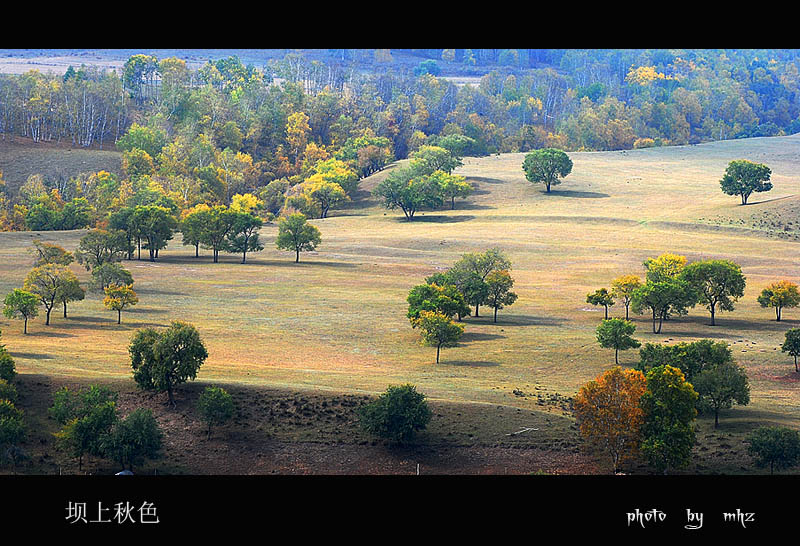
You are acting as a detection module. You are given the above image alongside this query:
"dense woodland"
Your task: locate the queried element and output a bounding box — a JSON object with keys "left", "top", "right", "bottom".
{"left": 3, "top": 49, "right": 800, "bottom": 232}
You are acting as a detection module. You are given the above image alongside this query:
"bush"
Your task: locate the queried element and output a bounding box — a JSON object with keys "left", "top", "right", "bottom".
{"left": 0, "top": 352, "right": 15, "bottom": 383}
{"left": 103, "top": 408, "right": 163, "bottom": 472}
{"left": 746, "top": 425, "right": 800, "bottom": 475}
{"left": 196, "top": 386, "right": 235, "bottom": 439}
{"left": 358, "top": 384, "right": 432, "bottom": 444}
{"left": 0, "top": 379, "right": 18, "bottom": 404}
{"left": 0, "top": 399, "right": 25, "bottom": 448}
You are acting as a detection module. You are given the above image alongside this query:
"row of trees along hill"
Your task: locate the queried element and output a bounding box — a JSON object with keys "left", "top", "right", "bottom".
{"left": 406, "top": 248, "right": 517, "bottom": 363}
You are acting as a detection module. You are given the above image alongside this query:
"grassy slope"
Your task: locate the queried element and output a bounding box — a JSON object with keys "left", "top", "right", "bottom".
{"left": 2, "top": 134, "right": 800, "bottom": 474}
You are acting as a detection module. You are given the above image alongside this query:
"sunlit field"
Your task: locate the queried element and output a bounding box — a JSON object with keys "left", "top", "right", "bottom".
{"left": 3, "top": 134, "right": 800, "bottom": 437}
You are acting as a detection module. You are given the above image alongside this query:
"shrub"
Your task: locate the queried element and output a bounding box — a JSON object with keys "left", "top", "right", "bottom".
{"left": 196, "top": 386, "right": 235, "bottom": 439}
{"left": 0, "top": 352, "right": 15, "bottom": 382}
{"left": 358, "top": 384, "right": 432, "bottom": 444}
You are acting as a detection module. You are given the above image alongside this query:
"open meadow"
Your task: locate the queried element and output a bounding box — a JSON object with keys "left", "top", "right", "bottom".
{"left": 2, "top": 134, "right": 800, "bottom": 474}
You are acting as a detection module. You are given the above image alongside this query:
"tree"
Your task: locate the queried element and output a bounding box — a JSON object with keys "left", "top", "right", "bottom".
{"left": 0, "top": 351, "right": 15, "bottom": 382}
{"left": 639, "top": 365, "right": 698, "bottom": 474}
{"left": 90, "top": 262, "right": 134, "bottom": 292}
{"left": 23, "top": 264, "right": 72, "bottom": 326}
{"left": 586, "top": 288, "right": 615, "bottom": 319}
{"left": 103, "top": 408, "right": 163, "bottom": 472}
{"left": 358, "top": 384, "right": 432, "bottom": 444}
{"left": 746, "top": 426, "right": 800, "bottom": 475}
{"left": 225, "top": 212, "right": 264, "bottom": 264}
{"left": 0, "top": 399, "right": 25, "bottom": 454}
{"left": 196, "top": 386, "right": 235, "bottom": 439}
{"left": 56, "top": 272, "right": 84, "bottom": 318}
{"left": 484, "top": 270, "right": 518, "bottom": 323}
{"left": 50, "top": 385, "right": 118, "bottom": 471}
{"left": 450, "top": 248, "right": 512, "bottom": 317}
{"left": 680, "top": 259, "right": 745, "bottom": 326}
{"left": 574, "top": 367, "right": 647, "bottom": 473}
{"left": 596, "top": 319, "right": 641, "bottom": 365}
{"left": 522, "top": 148, "right": 573, "bottom": 193}
{"left": 781, "top": 328, "right": 800, "bottom": 372}
{"left": 758, "top": 281, "right": 800, "bottom": 321}
{"left": 643, "top": 253, "right": 687, "bottom": 283}
{"left": 692, "top": 360, "right": 750, "bottom": 428}
{"left": 372, "top": 165, "right": 444, "bottom": 220}
{"left": 129, "top": 321, "right": 208, "bottom": 407}
{"left": 720, "top": 159, "right": 772, "bottom": 205}
{"left": 275, "top": 213, "right": 321, "bottom": 263}
{"left": 3, "top": 289, "right": 39, "bottom": 334}
{"left": 75, "top": 229, "right": 128, "bottom": 270}
{"left": 304, "top": 179, "right": 348, "bottom": 219}
{"left": 412, "top": 310, "right": 464, "bottom": 364}
{"left": 410, "top": 145, "right": 462, "bottom": 175}
{"left": 180, "top": 204, "right": 212, "bottom": 258}
{"left": 132, "top": 205, "right": 178, "bottom": 262}
{"left": 611, "top": 275, "right": 642, "bottom": 320}
{"left": 631, "top": 279, "right": 695, "bottom": 333}
{"left": 31, "top": 239, "right": 74, "bottom": 267}
{"left": 407, "top": 283, "right": 470, "bottom": 323}
{"left": 103, "top": 284, "right": 139, "bottom": 324}
{"left": 199, "top": 206, "right": 238, "bottom": 263}
{"left": 636, "top": 338, "right": 733, "bottom": 383}
{"left": 431, "top": 171, "right": 472, "bottom": 210}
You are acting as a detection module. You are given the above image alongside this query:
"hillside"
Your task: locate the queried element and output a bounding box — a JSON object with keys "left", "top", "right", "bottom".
{"left": 2, "top": 134, "right": 800, "bottom": 475}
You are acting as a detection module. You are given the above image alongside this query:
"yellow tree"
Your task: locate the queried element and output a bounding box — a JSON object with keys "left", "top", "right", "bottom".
{"left": 611, "top": 275, "right": 642, "bottom": 320}
{"left": 758, "top": 280, "right": 800, "bottom": 321}
{"left": 574, "top": 366, "right": 647, "bottom": 474}
{"left": 286, "top": 111, "right": 311, "bottom": 167}
{"left": 103, "top": 284, "right": 139, "bottom": 324}
{"left": 643, "top": 253, "right": 687, "bottom": 283}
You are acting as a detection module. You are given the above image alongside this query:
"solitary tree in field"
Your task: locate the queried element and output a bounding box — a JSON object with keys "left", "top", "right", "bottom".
{"left": 484, "top": 270, "right": 518, "bottom": 323}
{"left": 746, "top": 426, "right": 800, "bottom": 475}
{"left": 720, "top": 159, "right": 772, "bottom": 205}
{"left": 596, "top": 319, "right": 641, "bottom": 365}
{"left": 574, "top": 366, "right": 647, "bottom": 474}
{"left": 692, "top": 360, "right": 750, "bottom": 428}
{"left": 412, "top": 310, "right": 464, "bottom": 364}
{"left": 196, "top": 386, "right": 235, "bottom": 439}
{"left": 358, "top": 384, "right": 432, "bottom": 444}
{"left": 758, "top": 281, "right": 800, "bottom": 322}
{"left": 586, "top": 288, "right": 614, "bottom": 319}
{"left": 680, "top": 259, "right": 746, "bottom": 326}
{"left": 129, "top": 321, "right": 208, "bottom": 408}
{"left": 781, "top": 329, "right": 800, "bottom": 372}
{"left": 275, "top": 213, "right": 321, "bottom": 263}
{"left": 3, "top": 289, "right": 39, "bottom": 334}
{"left": 522, "top": 148, "right": 573, "bottom": 193}
{"left": 372, "top": 165, "right": 444, "bottom": 220}
{"left": 103, "top": 284, "right": 139, "bottom": 324}
{"left": 611, "top": 275, "right": 642, "bottom": 320}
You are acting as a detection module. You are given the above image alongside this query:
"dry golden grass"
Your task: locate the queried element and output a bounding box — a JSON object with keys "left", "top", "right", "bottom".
{"left": 2, "top": 134, "right": 800, "bottom": 433}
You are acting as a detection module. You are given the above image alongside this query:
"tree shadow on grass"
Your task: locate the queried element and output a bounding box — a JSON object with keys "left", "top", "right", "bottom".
{"left": 25, "top": 330, "right": 75, "bottom": 338}
{"left": 459, "top": 331, "right": 505, "bottom": 342}
{"left": 487, "top": 314, "right": 569, "bottom": 327}
{"left": 467, "top": 176, "right": 506, "bottom": 185}
{"left": 392, "top": 215, "right": 476, "bottom": 224}
{"left": 9, "top": 352, "right": 53, "bottom": 360}
{"left": 441, "top": 360, "right": 500, "bottom": 368}
{"left": 678, "top": 314, "right": 800, "bottom": 334}
{"left": 545, "top": 190, "right": 610, "bottom": 199}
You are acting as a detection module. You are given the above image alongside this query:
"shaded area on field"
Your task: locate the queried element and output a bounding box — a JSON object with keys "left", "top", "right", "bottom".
{"left": 544, "top": 190, "right": 611, "bottom": 199}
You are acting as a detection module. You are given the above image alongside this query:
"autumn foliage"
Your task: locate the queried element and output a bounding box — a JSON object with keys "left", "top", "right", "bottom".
{"left": 574, "top": 366, "right": 647, "bottom": 473}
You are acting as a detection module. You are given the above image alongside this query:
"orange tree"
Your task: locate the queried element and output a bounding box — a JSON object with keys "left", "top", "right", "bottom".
{"left": 574, "top": 366, "right": 647, "bottom": 473}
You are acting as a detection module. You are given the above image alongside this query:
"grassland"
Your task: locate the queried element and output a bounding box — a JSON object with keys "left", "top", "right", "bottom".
{"left": 2, "top": 134, "right": 800, "bottom": 474}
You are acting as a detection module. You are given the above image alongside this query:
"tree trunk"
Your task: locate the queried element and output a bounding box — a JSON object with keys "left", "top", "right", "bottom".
{"left": 710, "top": 305, "right": 716, "bottom": 326}
{"left": 615, "top": 348, "right": 619, "bottom": 365}
{"left": 493, "top": 307, "right": 498, "bottom": 323}
{"left": 475, "top": 303, "right": 480, "bottom": 317}
{"left": 777, "top": 307, "right": 782, "bottom": 321}
{"left": 295, "top": 249, "right": 300, "bottom": 263}
{"left": 604, "top": 305, "right": 609, "bottom": 319}
{"left": 195, "top": 243, "right": 199, "bottom": 258}
{"left": 242, "top": 251, "right": 247, "bottom": 264}
{"left": 63, "top": 301, "right": 68, "bottom": 318}
{"left": 117, "top": 309, "right": 121, "bottom": 324}
{"left": 23, "top": 317, "right": 27, "bottom": 334}
{"left": 46, "top": 308, "right": 51, "bottom": 325}
{"left": 795, "top": 355, "right": 798, "bottom": 373}
{"left": 714, "top": 407, "right": 719, "bottom": 429}
{"left": 625, "top": 304, "right": 629, "bottom": 320}
{"left": 436, "top": 344, "right": 441, "bottom": 364}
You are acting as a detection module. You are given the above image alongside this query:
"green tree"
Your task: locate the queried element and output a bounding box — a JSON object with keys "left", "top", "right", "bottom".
{"left": 596, "top": 318, "right": 641, "bottom": 365}
{"left": 196, "top": 386, "right": 236, "bottom": 439}
{"left": 225, "top": 212, "right": 264, "bottom": 264}
{"left": 522, "top": 148, "right": 573, "bottom": 193}
{"left": 132, "top": 205, "right": 178, "bottom": 262}
{"left": 410, "top": 145, "right": 463, "bottom": 175}
{"left": 23, "top": 264, "right": 72, "bottom": 325}
{"left": 407, "top": 283, "right": 470, "bottom": 323}
{"left": 275, "top": 213, "right": 321, "bottom": 263}
{"left": 90, "top": 262, "right": 134, "bottom": 292}
{"left": 720, "top": 159, "right": 772, "bottom": 205}
{"left": 75, "top": 228, "right": 128, "bottom": 270}
{"left": 50, "top": 385, "right": 118, "bottom": 471}
{"left": 586, "top": 288, "right": 615, "bottom": 319}
{"left": 180, "top": 205, "right": 212, "bottom": 258}
{"left": 200, "top": 206, "right": 238, "bottom": 263}
{"left": 484, "top": 269, "right": 518, "bottom": 323}
{"left": 103, "top": 408, "right": 163, "bottom": 472}
{"left": 3, "top": 289, "right": 39, "bottom": 334}
{"left": 781, "top": 328, "right": 800, "bottom": 372}
{"left": 0, "top": 352, "right": 15, "bottom": 382}
{"left": 358, "top": 384, "right": 432, "bottom": 444}
{"left": 611, "top": 275, "right": 642, "bottom": 320}
{"left": 631, "top": 279, "right": 695, "bottom": 333}
{"left": 692, "top": 360, "right": 750, "bottom": 428}
{"left": 0, "top": 399, "right": 25, "bottom": 453}
{"left": 31, "top": 239, "right": 74, "bottom": 267}
{"left": 758, "top": 281, "right": 800, "bottom": 321}
{"left": 746, "top": 426, "right": 800, "bottom": 475}
{"left": 129, "top": 321, "right": 208, "bottom": 408}
{"left": 680, "top": 259, "right": 746, "bottom": 326}
{"left": 636, "top": 339, "right": 733, "bottom": 383}
{"left": 412, "top": 310, "right": 464, "bottom": 364}
{"left": 372, "top": 164, "right": 443, "bottom": 220}
{"left": 56, "top": 272, "right": 84, "bottom": 319}
{"left": 639, "top": 365, "right": 698, "bottom": 474}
